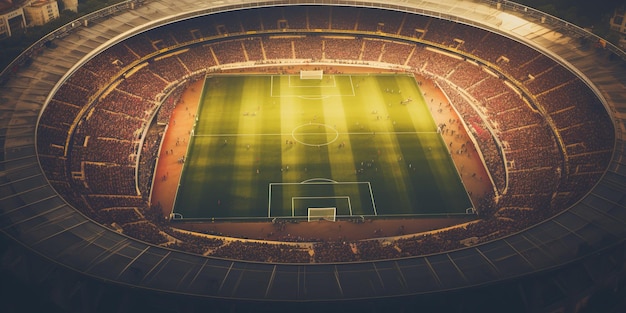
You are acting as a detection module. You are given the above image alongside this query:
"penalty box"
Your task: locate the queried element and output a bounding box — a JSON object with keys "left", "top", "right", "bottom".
{"left": 268, "top": 181, "right": 377, "bottom": 219}
{"left": 270, "top": 75, "right": 356, "bottom": 98}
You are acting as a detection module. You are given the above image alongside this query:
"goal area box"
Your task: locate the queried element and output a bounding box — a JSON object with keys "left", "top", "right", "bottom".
{"left": 300, "top": 70, "right": 323, "bottom": 80}
{"left": 308, "top": 207, "right": 336, "bottom": 222}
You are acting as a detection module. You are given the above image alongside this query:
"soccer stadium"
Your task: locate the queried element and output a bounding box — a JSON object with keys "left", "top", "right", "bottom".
{"left": 1, "top": 1, "right": 625, "bottom": 312}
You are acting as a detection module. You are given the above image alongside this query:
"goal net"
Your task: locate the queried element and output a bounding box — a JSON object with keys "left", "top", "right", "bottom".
{"left": 300, "top": 70, "right": 323, "bottom": 80}
{"left": 307, "top": 207, "right": 336, "bottom": 222}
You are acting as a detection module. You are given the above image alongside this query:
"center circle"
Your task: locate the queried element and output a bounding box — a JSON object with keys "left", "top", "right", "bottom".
{"left": 291, "top": 123, "right": 339, "bottom": 146}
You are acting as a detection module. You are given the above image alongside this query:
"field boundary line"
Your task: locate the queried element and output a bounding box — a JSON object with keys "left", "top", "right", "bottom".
{"left": 192, "top": 131, "right": 441, "bottom": 137}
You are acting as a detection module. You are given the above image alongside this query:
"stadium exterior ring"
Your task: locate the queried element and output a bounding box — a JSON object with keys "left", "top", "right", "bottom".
{"left": 1, "top": 0, "right": 625, "bottom": 311}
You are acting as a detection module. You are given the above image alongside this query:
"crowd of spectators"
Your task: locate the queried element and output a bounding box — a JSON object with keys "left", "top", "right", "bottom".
{"left": 411, "top": 49, "right": 463, "bottom": 77}
{"left": 474, "top": 34, "right": 538, "bottom": 73}
{"left": 211, "top": 241, "right": 311, "bottom": 263}
{"left": 97, "top": 90, "right": 152, "bottom": 121}
{"left": 381, "top": 41, "right": 415, "bottom": 66}
{"left": 434, "top": 81, "right": 508, "bottom": 194}
{"left": 238, "top": 9, "right": 263, "bottom": 34}
{"left": 156, "top": 81, "right": 187, "bottom": 124}
{"left": 138, "top": 125, "right": 162, "bottom": 197}
{"left": 360, "top": 39, "right": 385, "bottom": 62}
{"left": 213, "top": 40, "right": 249, "bottom": 65}
{"left": 447, "top": 62, "right": 489, "bottom": 89}
{"left": 540, "top": 81, "right": 614, "bottom": 152}
{"left": 38, "top": 99, "right": 80, "bottom": 130}
{"left": 510, "top": 55, "right": 554, "bottom": 82}
{"left": 162, "top": 229, "right": 224, "bottom": 255}
{"left": 328, "top": 6, "right": 359, "bottom": 31}
{"left": 281, "top": 6, "right": 308, "bottom": 30}
{"left": 324, "top": 38, "right": 363, "bottom": 61}
{"left": 72, "top": 137, "right": 135, "bottom": 164}
{"left": 524, "top": 64, "right": 575, "bottom": 95}
{"left": 121, "top": 221, "right": 169, "bottom": 245}
{"left": 117, "top": 68, "right": 169, "bottom": 101}
{"left": 50, "top": 83, "right": 90, "bottom": 108}
{"left": 85, "top": 194, "right": 146, "bottom": 211}
{"left": 213, "top": 12, "right": 246, "bottom": 35}
{"left": 312, "top": 241, "right": 357, "bottom": 263}
{"left": 467, "top": 76, "right": 508, "bottom": 99}
{"left": 146, "top": 28, "right": 180, "bottom": 50}
{"left": 364, "top": 8, "right": 405, "bottom": 33}
{"left": 77, "top": 109, "right": 145, "bottom": 140}
{"left": 395, "top": 232, "right": 464, "bottom": 256}
{"left": 123, "top": 34, "right": 159, "bottom": 59}
{"left": 97, "top": 207, "right": 143, "bottom": 225}
{"left": 294, "top": 36, "right": 323, "bottom": 60}
{"left": 355, "top": 240, "right": 404, "bottom": 260}
{"left": 422, "top": 18, "right": 457, "bottom": 45}
{"left": 307, "top": 6, "right": 330, "bottom": 30}
{"left": 34, "top": 6, "right": 615, "bottom": 264}
{"left": 83, "top": 163, "right": 137, "bottom": 195}
{"left": 263, "top": 37, "right": 295, "bottom": 60}
{"left": 176, "top": 45, "right": 218, "bottom": 73}
{"left": 243, "top": 38, "right": 265, "bottom": 61}
{"left": 37, "top": 154, "right": 67, "bottom": 180}
{"left": 147, "top": 57, "right": 190, "bottom": 83}
{"left": 257, "top": 7, "right": 286, "bottom": 31}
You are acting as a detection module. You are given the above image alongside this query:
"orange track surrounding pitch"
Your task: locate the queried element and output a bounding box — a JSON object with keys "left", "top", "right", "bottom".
{"left": 150, "top": 68, "right": 491, "bottom": 241}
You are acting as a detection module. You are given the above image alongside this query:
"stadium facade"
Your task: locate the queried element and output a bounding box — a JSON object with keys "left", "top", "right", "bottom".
{"left": 0, "top": 0, "right": 625, "bottom": 312}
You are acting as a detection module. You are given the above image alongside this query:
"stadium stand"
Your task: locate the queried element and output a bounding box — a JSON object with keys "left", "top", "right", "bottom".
{"left": 32, "top": 4, "right": 617, "bottom": 264}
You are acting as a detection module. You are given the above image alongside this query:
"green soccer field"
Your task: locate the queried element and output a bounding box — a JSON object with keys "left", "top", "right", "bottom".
{"left": 171, "top": 74, "right": 473, "bottom": 220}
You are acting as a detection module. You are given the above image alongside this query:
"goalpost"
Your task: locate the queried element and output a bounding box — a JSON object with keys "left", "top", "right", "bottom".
{"left": 307, "top": 207, "right": 336, "bottom": 222}
{"left": 300, "top": 70, "right": 324, "bottom": 80}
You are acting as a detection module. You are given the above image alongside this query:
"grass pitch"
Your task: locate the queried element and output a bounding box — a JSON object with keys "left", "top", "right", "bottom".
{"left": 172, "top": 74, "right": 472, "bottom": 220}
